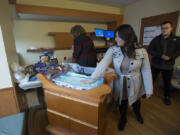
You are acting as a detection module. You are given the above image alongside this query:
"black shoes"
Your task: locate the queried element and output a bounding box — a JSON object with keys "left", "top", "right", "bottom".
{"left": 118, "top": 117, "right": 127, "bottom": 131}
{"left": 164, "top": 97, "right": 171, "bottom": 105}
{"left": 132, "top": 99, "right": 144, "bottom": 124}
{"left": 134, "top": 112, "right": 144, "bottom": 124}
{"left": 118, "top": 99, "right": 144, "bottom": 131}
{"left": 118, "top": 100, "right": 128, "bottom": 131}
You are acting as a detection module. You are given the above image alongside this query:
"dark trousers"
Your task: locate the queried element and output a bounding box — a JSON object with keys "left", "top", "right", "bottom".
{"left": 151, "top": 66, "right": 173, "bottom": 97}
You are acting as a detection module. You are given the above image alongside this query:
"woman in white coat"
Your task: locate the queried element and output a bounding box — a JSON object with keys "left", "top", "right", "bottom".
{"left": 82, "top": 24, "right": 153, "bottom": 131}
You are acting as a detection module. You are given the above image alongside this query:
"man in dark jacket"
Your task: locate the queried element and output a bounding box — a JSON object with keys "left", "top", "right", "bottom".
{"left": 148, "top": 21, "right": 180, "bottom": 105}
{"left": 71, "top": 25, "right": 97, "bottom": 67}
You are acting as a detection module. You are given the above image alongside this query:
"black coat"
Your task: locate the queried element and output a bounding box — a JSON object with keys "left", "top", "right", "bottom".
{"left": 73, "top": 34, "right": 97, "bottom": 67}
{"left": 148, "top": 34, "right": 180, "bottom": 69}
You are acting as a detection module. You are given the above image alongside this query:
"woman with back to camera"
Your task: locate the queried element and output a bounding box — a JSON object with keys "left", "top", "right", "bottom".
{"left": 82, "top": 24, "right": 153, "bottom": 131}
{"left": 70, "top": 25, "right": 97, "bottom": 67}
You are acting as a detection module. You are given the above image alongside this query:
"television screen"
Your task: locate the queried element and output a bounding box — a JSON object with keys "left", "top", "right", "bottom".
{"left": 95, "top": 29, "right": 104, "bottom": 37}
{"left": 104, "top": 30, "right": 114, "bottom": 38}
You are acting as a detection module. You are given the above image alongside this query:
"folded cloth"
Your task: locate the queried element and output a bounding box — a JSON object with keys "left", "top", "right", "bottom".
{"left": 52, "top": 72, "right": 104, "bottom": 90}
{"left": 62, "top": 63, "right": 95, "bottom": 75}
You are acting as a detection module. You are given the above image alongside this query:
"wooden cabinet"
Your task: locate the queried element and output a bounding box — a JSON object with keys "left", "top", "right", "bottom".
{"left": 37, "top": 73, "right": 117, "bottom": 135}
{"left": 0, "top": 87, "right": 19, "bottom": 118}
{"left": 49, "top": 32, "right": 74, "bottom": 50}
{"left": 27, "top": 32, "right": 110, "bottom": 52}
{"left": 48, "top": 32, "right": 92, "bottom": 50}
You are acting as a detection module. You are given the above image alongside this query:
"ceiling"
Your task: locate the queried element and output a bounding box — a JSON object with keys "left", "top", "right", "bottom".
{"left": 73, "top": 0, "right": 139, "bottom": 7}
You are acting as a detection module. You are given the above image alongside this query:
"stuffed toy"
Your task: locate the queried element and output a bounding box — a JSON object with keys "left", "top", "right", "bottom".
{"left": 34, "top": 55, "right": 50, "bottom": 74}
{"left": 40, "top": 55, "right": 50, "bottom": 65}
{"left": 51, "top": 58, "right": 58, "bottom": 64}
{"left": 24, "top": 65, "right": 37, "bottom": 81}
{"left": 11, "top": 62, "right": 29, "bottom": 84}
{"left": 25, "top": 65, "right": 35, "bottom": 77}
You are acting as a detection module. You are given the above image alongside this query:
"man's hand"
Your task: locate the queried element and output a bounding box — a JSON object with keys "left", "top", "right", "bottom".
{"left": 161, "top": 54, "right": 170, "bottom": 61}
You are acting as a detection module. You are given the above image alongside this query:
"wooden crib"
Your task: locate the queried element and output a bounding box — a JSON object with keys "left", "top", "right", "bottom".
{"left": 37, "top": 72, "right": 117, "bottom": 135}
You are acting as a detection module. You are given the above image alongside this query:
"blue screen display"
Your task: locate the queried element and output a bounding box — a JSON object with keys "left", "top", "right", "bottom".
{"left": 104, "top": 30, "right": 114, "bottom": 38}
{"left": 95, "top": 29, "right": 104, "bottom": 37}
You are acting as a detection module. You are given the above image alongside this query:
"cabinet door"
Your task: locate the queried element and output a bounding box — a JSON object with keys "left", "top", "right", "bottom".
{"left": 0, "top": 87, "right": 19, "bottom": 118}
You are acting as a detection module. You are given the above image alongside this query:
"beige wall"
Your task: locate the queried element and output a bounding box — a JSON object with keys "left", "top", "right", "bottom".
{"left": 14, "top": 20, "right": 107, "bottom": 65}
{"left": 14, "top": 0, "right": 123, "bottom": 65}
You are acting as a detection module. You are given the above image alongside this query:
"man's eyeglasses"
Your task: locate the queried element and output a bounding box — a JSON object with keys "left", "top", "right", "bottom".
{"left": 161, "top": 27, "right": 171, "bottom": 30}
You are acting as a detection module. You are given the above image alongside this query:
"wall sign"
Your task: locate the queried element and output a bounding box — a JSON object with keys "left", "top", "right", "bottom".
{"left": 143, "top": 25, "right": 161, "bottom": 46}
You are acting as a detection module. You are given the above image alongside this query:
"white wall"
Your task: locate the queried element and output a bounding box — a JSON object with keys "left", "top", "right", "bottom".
{"left": 123, "top": 0, "right": 180, "bottom": 39}
{"left": 0, "top": 26, "right": 13, "bottom": 89}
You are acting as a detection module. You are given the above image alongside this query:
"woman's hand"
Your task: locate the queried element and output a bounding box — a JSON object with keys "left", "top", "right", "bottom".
{"left": 81, "top": 80, "right": 91, "bottom": 84}
{"left": 146, "top": 94, "right": 151, "bottom": 99}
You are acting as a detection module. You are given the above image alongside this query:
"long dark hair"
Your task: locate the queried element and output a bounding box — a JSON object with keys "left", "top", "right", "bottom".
{"left": 115, "top": 24, "right": 138, "bottom": 58}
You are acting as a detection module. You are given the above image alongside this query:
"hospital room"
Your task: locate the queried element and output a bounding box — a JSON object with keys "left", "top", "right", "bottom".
{"left": 0, "top": 0, "right": 180, "bottom": 135}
